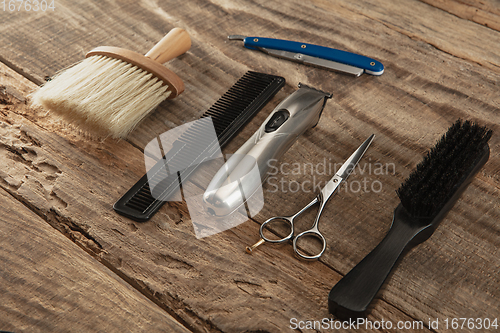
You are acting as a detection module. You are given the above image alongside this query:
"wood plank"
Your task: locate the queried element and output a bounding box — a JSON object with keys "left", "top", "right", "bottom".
{"left": 1, "top": 0, "right": 500, "bottom": 331}
{"left": 334, "top": 0, "right": 500, "bottom": 72}
{"left": 0, "top": 58, "right": 429, "bottom": 332}
{"left": 0, "top": 188, "right": 190, "bottom": 333}
{"left": 419, "top": 0, "right": 500, "bottom": 32}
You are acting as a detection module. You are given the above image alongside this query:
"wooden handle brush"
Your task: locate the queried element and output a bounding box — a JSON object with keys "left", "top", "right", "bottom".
{"left": 31, "top": 28, "right": 191, "bottom": 139}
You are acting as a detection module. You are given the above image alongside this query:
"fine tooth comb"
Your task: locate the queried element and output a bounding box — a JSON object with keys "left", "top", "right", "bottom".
{"left": 328, "top": 119, "right": 492, "bottom": 319}
{"left": 113, "top": 71, "right": 285, "bottom": 222}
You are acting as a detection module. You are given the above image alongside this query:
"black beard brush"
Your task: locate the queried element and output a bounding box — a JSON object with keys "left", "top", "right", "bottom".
{"left": 328, "top": 119, "right": 492, "bottom": 319}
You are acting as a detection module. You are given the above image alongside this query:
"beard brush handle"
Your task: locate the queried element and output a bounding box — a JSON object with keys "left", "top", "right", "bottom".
{"left": 145, "top": 27, "right": 191, "bottom": 64}
{"left": 328, "top": 205, "right": 429, "bottom": 319}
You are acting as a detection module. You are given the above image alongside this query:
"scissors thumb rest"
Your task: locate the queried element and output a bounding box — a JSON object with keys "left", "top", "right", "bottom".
{"left": 247, "top": 134, "right": 375, "bottom": 260}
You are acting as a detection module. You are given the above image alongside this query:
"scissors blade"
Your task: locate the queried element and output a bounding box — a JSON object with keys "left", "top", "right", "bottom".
{"left": 336, "top": 134, "right": 375, "bottom": 180}
{"left": 319, "top": 134, "right": 374, "bottom": 203}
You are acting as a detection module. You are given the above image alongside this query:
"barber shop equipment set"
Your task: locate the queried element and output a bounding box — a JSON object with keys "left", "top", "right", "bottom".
{"left": 32, "top": 28, "right": 492, "bottom": 319}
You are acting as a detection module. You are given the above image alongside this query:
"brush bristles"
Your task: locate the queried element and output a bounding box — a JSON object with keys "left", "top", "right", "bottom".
{"left": 31, "top": 55, "right": 171, "bottom": 139}
{"left": 397, "top": 119, "right": 492, "bottom": 218}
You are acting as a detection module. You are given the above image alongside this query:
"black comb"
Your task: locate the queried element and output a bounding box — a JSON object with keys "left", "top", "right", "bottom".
{"left": 329, "top": 119, "right": 492, "bottom": 319}
{"left": 114, "top": 71, "right": 285, "bottom": 221}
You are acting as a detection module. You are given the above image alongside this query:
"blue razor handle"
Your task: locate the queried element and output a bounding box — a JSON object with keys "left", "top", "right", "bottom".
{"left": 243, "top": 37, "right": 384, "bottom": 75}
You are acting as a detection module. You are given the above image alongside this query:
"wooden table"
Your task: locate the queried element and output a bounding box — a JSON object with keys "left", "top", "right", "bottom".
{"left": 1, "top": 1, "right": 499, "bottom": 332}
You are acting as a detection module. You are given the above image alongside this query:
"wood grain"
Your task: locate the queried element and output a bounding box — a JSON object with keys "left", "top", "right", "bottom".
{"left": 0, "top": 187, "right": 190, "bottom": 333}
{"left": 419, "top": 0, "right": 500, "bottom": 32}
{"left": 1, "top": 0, "right": 500, "bottom": 332}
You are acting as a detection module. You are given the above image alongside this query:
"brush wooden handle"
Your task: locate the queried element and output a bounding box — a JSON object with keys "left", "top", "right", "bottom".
{"left": 145, "top": 28, "right": 191, "bottom": 64}
{"left": 86, "top": 27, "right": 191, "bottom": 99}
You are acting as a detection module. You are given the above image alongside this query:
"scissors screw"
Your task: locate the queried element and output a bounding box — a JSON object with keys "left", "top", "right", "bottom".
{"left": 370, "top": 61, "right": 375, "bottom": 66}
{"left": 246, "top": 238, "right": 265, "bottom": 254}
{"left": 254, "top": 38, "right": 259, "bottom": 42}
{"left": 301, "top": 44, "right": 307, "bottom": 48}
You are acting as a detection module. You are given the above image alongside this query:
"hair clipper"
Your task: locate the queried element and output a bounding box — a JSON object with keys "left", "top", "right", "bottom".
{"left": 203, "top": 83, "right": 332, "bottom": 216}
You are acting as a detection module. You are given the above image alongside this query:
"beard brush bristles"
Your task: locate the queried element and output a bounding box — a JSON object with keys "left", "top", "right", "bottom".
{"left": 31, "top": 55, "right": 171, "bottom": 139}
{"left": 397, "top": 119, "right": 492, "bottom": 218}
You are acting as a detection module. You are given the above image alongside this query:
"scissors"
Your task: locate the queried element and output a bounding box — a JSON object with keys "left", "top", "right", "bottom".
{"left": 246, "top": 134, "right": 374, "bottom": 260}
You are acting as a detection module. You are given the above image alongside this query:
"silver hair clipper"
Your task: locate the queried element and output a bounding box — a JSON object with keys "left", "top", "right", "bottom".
{"left": 203, "top": 83, "right": 332, "bottom": 216}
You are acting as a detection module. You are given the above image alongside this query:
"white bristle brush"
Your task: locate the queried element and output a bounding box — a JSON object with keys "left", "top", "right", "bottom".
{"left": 31, "top": 27, "right": 191, "bottom": 139}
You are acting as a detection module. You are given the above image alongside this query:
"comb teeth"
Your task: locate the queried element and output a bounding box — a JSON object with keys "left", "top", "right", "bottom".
{"left": 125, "top": 182, "right": 155, "bottom": 212}
{"left": 203, "top": 71, "right": 285, "bottom": 145}
{"left": 397, "top": 119, "right": 492, "bottom": 218}
{"left": 124, "top": 171, "right": 179, "bottom": 213}
{"left": 116, "top": 71, "right": 285, "bottom": 221}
